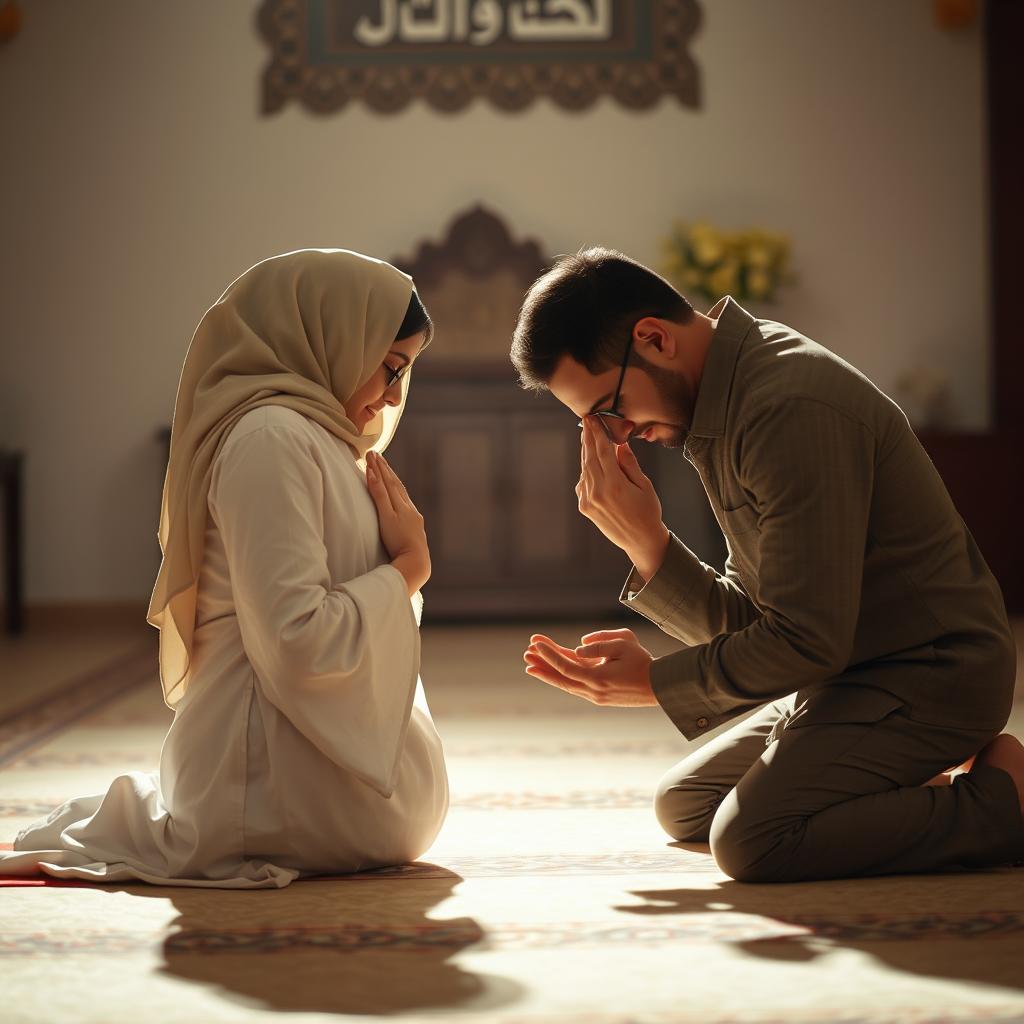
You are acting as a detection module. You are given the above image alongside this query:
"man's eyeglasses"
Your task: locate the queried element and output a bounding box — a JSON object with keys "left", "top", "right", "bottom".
{"left": 579, "top": 337, "right": 634, "bottom": 443}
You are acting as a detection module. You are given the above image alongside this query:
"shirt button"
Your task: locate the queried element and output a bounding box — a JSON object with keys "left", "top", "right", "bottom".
{"left": 696, "top": 717, "right": 709, "bottom": 729}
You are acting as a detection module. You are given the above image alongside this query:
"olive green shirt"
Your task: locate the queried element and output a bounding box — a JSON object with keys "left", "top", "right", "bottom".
{"left": 621, "top": 297, "right": 1016, "bottom": 741}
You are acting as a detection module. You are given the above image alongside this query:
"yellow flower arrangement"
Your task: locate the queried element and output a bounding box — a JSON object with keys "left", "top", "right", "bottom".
{"left": 661, "top": 221, "right": 796, "bottom": 304}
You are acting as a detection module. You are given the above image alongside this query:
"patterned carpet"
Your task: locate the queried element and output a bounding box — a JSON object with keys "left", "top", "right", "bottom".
{"left": 1, "top": 624, "right": 1023, "bottom": 1024}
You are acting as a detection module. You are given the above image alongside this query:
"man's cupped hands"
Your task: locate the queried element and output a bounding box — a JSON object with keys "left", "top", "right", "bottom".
{"left": 524, "top": 629, "right": 657, "bottom": 707}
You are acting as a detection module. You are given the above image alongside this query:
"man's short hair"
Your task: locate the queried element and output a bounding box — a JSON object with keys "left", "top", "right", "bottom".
{"left": 511, "top": 246, "right": 694, "bottom": 391}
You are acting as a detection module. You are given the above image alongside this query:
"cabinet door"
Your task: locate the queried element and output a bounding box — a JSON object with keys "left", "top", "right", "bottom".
{"left": 425, "top": 413, "right": 504, "bottom": 588}
{"left": 504, "top": 413, "right": 580, "bottom": 579}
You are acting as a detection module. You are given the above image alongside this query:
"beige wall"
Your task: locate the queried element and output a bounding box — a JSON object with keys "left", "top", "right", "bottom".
{"left": 0, "top": 0, "right": 989, "bottom": 602}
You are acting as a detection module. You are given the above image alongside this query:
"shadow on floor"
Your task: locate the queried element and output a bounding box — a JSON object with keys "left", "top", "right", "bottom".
{"left": 615, "top": 865, "right": 1024, "bottom": 995}
{"left": 120, "top": 867, "right": 525, "bottom": 1016}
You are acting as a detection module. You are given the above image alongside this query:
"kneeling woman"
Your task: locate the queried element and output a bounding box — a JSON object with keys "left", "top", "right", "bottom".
{"left": 1, "top": 249, "right": 448, "bottom": 887}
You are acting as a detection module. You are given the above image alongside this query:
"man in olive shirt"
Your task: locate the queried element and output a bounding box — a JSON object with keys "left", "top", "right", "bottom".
{"left": 514, "top": 246, "right": 1023, "bottom": 882}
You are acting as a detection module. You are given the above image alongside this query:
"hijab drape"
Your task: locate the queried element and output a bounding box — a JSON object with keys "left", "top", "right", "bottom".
{"left": 146, "top": 249, "right": 415, "bottom": 709}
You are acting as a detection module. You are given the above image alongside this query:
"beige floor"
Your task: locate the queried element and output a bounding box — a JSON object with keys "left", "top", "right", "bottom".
{"left": 0, "top": 616, "right": 154, "bottom": 721}
{"left": 1, "top": 617, "right": 1023, "bottom": 1024}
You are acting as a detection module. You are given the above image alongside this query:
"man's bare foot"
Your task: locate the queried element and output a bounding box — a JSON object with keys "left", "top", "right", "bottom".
{"left": 970, "top": 734, "right": 1024, "bottom": 815}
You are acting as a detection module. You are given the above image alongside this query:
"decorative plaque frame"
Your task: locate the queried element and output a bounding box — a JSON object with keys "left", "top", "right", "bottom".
{"left": 258, "top": 0, "right": 702, "bottom": 115}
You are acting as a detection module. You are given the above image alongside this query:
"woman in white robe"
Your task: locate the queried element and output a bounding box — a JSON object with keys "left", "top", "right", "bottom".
{"left": 0, "top": 249, "right": 448, "bottom": 888}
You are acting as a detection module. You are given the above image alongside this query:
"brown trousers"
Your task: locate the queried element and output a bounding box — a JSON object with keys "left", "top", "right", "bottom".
{"left": 655, "top": 686, "right": 1024, "bottom": 882}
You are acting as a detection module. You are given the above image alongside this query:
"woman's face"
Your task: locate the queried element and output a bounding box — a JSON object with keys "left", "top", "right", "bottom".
{"left": 346, "top": 331, "right": 427, "bottom": 434}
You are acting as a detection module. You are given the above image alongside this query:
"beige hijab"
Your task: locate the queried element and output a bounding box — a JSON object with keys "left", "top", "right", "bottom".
{"left": 146, "top": 248, "right": 415, "bottom": 709}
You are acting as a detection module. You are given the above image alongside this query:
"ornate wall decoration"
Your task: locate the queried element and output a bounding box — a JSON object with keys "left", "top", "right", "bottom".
{"left": 258, "top": 0, "right": 702, "bottom": 115}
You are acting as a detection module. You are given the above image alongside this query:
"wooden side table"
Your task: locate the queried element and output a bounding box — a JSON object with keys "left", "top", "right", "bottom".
{"left": 0, "top": 448, "right": 23, "bottom": 635}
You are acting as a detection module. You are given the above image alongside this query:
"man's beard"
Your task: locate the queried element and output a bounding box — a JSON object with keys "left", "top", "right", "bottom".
{"left": 632, "top": 355, "right": 693, "bottom": 449}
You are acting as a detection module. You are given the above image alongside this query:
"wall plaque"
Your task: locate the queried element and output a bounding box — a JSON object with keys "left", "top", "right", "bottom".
{"left": 258, "top": 0, "right": 702, "bottom": 114}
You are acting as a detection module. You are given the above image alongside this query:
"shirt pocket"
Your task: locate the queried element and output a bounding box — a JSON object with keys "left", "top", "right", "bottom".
{"left": 712, "top": 501, "right": 760, "bottom": 538}
{"left": 713, "top": 502, "right": 761, "bottom": 586}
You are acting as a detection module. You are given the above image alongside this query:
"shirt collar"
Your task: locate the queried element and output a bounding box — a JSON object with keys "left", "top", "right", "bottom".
{"left": 685, "top": 295, "right": 757, "bottom": 440}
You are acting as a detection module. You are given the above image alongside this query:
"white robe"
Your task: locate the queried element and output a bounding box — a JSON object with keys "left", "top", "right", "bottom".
{"left": 0, "top": 406, "right": 448, "bottom": 888}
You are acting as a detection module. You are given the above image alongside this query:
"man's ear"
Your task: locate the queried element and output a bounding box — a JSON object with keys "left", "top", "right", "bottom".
{"left": 632, "top": 317, "right": 677, "bottom": 364}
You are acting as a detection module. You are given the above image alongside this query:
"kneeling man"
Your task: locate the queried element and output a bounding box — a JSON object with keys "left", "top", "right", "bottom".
{"left": 513, "top": 247, "right": 1022, "bottom": 883}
